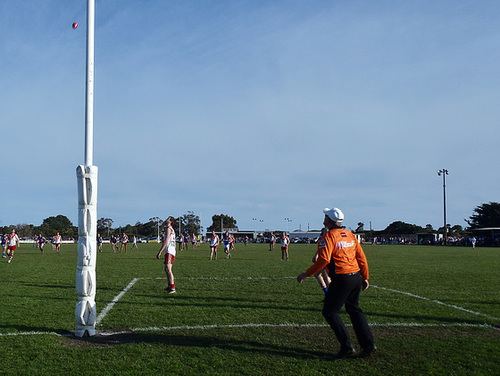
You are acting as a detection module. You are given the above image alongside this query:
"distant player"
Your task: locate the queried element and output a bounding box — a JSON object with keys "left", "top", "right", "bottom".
{"left": 1, "top": 233, "right": 7, "bottom": 258}
{"left": 156, "top": 217, "right": 177, "bottom": 294}
{"left": 38, "top": 234, "right": 47, "bottom": 254}
{"left": 191, "top": 234, "right": 197, "bottom": 250}
{"left": 180, "top": 233, "right": 186, "bottom": 251}
{"left": 120, "top": 233, "right": 129, "bottom": 253}
{"left": 313, "top": 228, "right": 331, "bottom": 295}
{"left": 132, "top": 235, "right": 139, "bottom": 249}
{"left": 97, "top": 234, "right": 103, "bottom": 253}
{"left": 280, "top": 232, "right": 290, "bottom": 261}
{"left": 210, "top": 230, "right": 219, "bottom": 261}
{"left": 178, "top": 233, "right": 184, "bottom": 252}
{"left": 230, "top": 234, "right": 236, "bottom": 251}
{"left": 111, "top": 235, "right": 118, "bottom": 253}
{"left": 222, "top": 231, "right": 231, "bottom": 259}
{"left": 269, "top": 232, "right": 276, "bottom": 251}
{"left": 54, "top": 232, "right": 62, "bottom": 254}
{"left": 7, "top": 229, "right": 20, "bottom": 263}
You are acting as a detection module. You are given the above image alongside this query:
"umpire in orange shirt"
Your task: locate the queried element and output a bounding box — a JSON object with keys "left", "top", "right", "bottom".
{"left": 297, "top": 207, "right": 376, "bottom": 359}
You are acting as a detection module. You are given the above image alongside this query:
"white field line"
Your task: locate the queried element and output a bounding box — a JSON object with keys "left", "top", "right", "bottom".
{"left": 97, "top": 277, "right": 498, "bottom": 322}
{"left": 371, "top": 285, "right": 500, "bottom": 321}
{"left": 0, "top": 331, "right": 64, "bottom": 337}
{"left": 131, "top": 321, "right": 496, "bottom": 333}
{"left": 151, "top": 276, "right": 296, "bottom": 280}
{"left": 95, "top": 278, "right": 140, "bottom": 325}
{"left": 0, "top": 322, "right": 496, "bottom": 338}
{"left": 2, "top": 277, "right": 498, "bottom": 338}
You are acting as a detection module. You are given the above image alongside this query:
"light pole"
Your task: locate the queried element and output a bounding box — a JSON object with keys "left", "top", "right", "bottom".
{"left": 284, "top": 218, "right": 292, "bottom": 234}
{"left": 252, "top": 218, "right": 264, "bottom": 235}
{"left": 150, "top": 217, "right": 161, "bottom": 242}
{"left": 437, "top": 169, "right": 449, "bottom": 245}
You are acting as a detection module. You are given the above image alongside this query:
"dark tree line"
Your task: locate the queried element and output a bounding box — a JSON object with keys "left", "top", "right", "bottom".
{"left": 466, "top": 202, "right": 500, "bottom": 229}
{"left": 0, "top": 215, "right": 79, "bottom": 239}
{"left": 2, "top": 203, "right": 499, "bottom": 239}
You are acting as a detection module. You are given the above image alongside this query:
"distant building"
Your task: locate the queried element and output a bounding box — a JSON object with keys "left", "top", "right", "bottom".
{"left": 471, "top": 227, "right": 500, "bottom": 246}
{"left": 289, "top": 231, "right": 322, "bottom": 243}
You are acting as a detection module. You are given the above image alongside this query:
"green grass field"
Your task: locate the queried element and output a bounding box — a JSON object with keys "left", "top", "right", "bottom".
{"left": 0, "top": 242, "right": 498, "bottom": 375}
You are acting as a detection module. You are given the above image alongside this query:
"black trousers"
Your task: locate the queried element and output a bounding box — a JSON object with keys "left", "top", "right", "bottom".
{"left": 322, "top": 272, "right": 375, "bottom": 350}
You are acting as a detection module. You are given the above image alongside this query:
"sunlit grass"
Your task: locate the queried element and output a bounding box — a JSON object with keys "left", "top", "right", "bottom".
{"left": 0, "top": 242, "right": 498, "bottom": 375}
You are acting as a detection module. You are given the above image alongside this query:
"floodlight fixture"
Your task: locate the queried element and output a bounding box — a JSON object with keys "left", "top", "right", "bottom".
{"left": 437, "top": 169, "right": 449, "bottom": 245}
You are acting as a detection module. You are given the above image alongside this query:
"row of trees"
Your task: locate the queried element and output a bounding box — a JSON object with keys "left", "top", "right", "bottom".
{"left": 356, "top": 203, "right": 500, "bottom": 237}
{"left": 0, "top": 215, "right": 77, "bottom": 239}
{"left": 356, "top": 221, "right": 465, "bottom": 236}
{"left": 2, "top": 203, "right": 499, "bottom": 239}
{"left": 0, "top": 212, "right": 238, "bottom": 240}
{"left": 96, "top": 213, "right": 239, "bottom": 239}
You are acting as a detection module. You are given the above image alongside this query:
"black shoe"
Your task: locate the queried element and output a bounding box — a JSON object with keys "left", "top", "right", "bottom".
{"left": 358, "top": 345, "right": 377, "bottom": 358}
{"left": 333, "top": 347, "right": 355, "bottom": 359}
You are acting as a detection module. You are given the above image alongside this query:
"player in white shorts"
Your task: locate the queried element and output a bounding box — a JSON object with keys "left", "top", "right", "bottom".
{"left": 7, "top": 229, "right": 20, "bottom": 263}
{"left": 120, "top": 233, "right": 129, "bottom": 253}
{"left": 280, "top": 232, "right": 290, "bottom": 261}
{"left": 210, "top": 230, "right": 219, "bottom": 261}
{"left": 157, "top": 217, "right": 177, "bottom": 294}
{"left": 54, "top": 232, "right": 62, "bottom": 254}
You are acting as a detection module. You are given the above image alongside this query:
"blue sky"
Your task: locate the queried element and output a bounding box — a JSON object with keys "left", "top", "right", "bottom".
{"left": 1, "top": 0, "right": 498, "bottom": 232}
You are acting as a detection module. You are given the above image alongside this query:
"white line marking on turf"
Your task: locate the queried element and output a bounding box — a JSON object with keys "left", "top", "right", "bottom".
{"left": 372, "top": 285, "right": 499, "bottom": 321}
{"left": 0, "top": 331, "right": 64, "bottom": 337}
{"left": 3, "top": 277, "right": 498, "bottom": 338}
{"left": 94, "top": 277, "right": 498, "bottom": 324}
{"left": 96, "top": 278, "right": 140, "bottom": 325}
{"left": 149, "top": 276, "right": 296, "bottom": 280}
{"left": 132, "top": 321, "right": 497, "bottom": 332}
{"left": 2, "top": 322, "right": 496, "bottom": 338}
{"left": 131, "top": 322, "right": 498, "bottom": 333}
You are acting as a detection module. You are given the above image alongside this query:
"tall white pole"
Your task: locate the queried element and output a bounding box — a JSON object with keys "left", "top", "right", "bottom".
{"left": 76, "top": 0, "right": 98, "bottom": 337}
{"left": 85, "top": 0, "right": 95, "bottom": 167}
